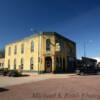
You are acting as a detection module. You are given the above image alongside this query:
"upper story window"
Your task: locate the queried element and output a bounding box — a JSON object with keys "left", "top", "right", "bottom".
{"left": 21, "top": 44, "right": 24, "bottom": 54}
{"left": 60, "top": 41, "right": 64, "bottom": 52}
{"left": 30, "top": 57, "right": 34, "bottom": 70}
{"left": 46, "top": 39, "right": 51, "bottom": 51}
{"left": 8, "top": 47, "right": 11, "bottom": 55}
{"left": 31, "top": 41, "right": 34, "bottom": 52}
{"left": 14, "top": 45, "right": 17, "bottom": 54}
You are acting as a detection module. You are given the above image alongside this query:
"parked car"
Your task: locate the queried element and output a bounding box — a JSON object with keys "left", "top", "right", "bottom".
{"left": 75, "top": 57, "right": 100, "bottom": 75}
{"left": 8, "top": 70, "right": 22, "bottom": 77}
{"left": 2, "top": 68, "right": 10, "bottom": 76}
{"left": 0, "top": 68, "right": 4, "bottom": 75}
{"left": 76, "top": 66, "right": 100, "bottom": 75}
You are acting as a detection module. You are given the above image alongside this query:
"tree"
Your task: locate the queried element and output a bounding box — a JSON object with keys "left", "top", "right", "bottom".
{"left": 0, "top": 49, "right": 5, "bottom": 58}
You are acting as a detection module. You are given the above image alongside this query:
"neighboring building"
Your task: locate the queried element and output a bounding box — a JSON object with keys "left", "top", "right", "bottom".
{"left": 92, "top": 57, "right": 100, "bottom": 67}
{"left": 0, "top": 58, "right": 4, "bottom": 69}
{"left": 77, "top": 57, "right": 100, "bottom": 67}
{"left": 82, "top": 57, "right": 97, "bottom": 67}
{"left": 93, "top": 57, "right": 100, "bottom": 63}
{"left": 4, "top": 32, "right": 76, "bottom": 73}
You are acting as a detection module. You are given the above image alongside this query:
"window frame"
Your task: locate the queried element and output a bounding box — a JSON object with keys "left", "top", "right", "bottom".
{"left": 31, "top": 41, "right": 34, "bottom": 52}
{"left": 8, "top": 59, "right": 10, "bottom": 69}
{"left": 30, "top": 57, "right": 34, "bottom": 70}
{"left": 14, "top": 45, "right": 17, "bottom": 54}
{"left": 14, "top": 59, "right": 16, "bottom": 69}
{"left": 46, "top": 39, "right": 51, "bottom": 51}
{"left": 8, "top": 47, "right": 11, "bottom": 56}
{"left": 21, "top": 44, "right": 24, "bottom": 54}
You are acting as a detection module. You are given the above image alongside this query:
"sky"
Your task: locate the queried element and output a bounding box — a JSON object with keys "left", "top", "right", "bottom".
{"left": 0, "top": 0, "right": 100, "bottom": 58}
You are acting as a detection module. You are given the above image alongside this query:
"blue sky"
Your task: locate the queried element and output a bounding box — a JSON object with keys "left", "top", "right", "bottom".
{"left": 0, "top": 0, "right": 100, "bottom": 58}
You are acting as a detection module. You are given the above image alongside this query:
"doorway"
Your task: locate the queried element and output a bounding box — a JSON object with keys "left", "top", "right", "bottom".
{"left": 45, "top": 57, "right": 52, "bottom": 73}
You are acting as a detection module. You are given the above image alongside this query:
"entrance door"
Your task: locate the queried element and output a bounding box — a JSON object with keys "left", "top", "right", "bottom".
{"left": 63, "top": 58, "right": 66, "bottom": 72}
{"left": 45, "top": 57, "right": 52, "bottom": 73}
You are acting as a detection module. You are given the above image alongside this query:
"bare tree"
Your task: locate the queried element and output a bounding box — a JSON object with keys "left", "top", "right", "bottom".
{"left": 0, "top": 49, "right": 5, "bottom": 58}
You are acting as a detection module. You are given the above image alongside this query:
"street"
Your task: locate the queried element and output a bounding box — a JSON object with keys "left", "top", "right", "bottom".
{"left": 0, "top": 75, "right": 100, "bottom": 100}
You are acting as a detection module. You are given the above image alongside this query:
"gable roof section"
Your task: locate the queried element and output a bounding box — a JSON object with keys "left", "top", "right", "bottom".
{"left": 6, "top": 32, "right": 76, "bottom": 46}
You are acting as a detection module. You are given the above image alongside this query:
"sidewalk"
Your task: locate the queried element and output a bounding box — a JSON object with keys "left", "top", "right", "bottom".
{"left": 0, "top": 75, "right": 48, "bottom": 87}
{"left": 0, "top": 73, "right": 76, "bottom": 87}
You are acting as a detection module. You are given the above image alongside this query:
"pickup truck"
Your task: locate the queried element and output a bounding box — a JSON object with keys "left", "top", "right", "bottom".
{"left": 76, "top": 66, "right": 100, "bottom": 75}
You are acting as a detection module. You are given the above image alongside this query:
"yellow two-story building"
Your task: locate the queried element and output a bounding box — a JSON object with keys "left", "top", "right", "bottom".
{"left": 4, "top": 32, "right": 76, "bottom": 73}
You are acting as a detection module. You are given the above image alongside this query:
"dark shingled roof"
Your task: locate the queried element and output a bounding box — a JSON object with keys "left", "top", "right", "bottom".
{"left": 6, "top": 32, "right": 76, "bottom": 46}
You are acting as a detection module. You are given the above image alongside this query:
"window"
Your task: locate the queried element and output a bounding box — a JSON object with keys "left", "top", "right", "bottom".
{"left": 30, "top": 57, "right": 34, "bottom": 70}
{"left": 60, "top": 57, "right": 62, "bottom": 67}
{"left": 56, "top": 57, "right": 62, "bottom": 68}
{"left": 46, "top": 39, "right": 51, "bottom": 51}
{"left": 31, "top": 41, "right": 34, "bottom": 52}
{"left": 14, "top": 45, "right": 17, "bottom": 54}
{"left": 8, "top": 59, "right": 10, "bottom": 69}
{"left": 56, "top": 57, "right": 59, "bottom": 67}
{"left": 14, "top": 59, "right": 16, "bottom": 69}
{"left": 20, "top": 58, "right": 24, "bottom": 69}
{"left": 21, "top": 44, "right": 24, "bottom": 54}
{"left": 8, "top": 47, "right": 11, "bottom": 55}
{"left": 63, "top": 58, "right": 65, "bottom": 71}
{"left": 60, "top": 41, "right": 64, "bottom": 52}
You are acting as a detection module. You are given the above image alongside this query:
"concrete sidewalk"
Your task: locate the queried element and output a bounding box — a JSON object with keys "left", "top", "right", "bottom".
{"left": 0, "top": 74, "right": 76, "bottom": 87}
{"left": 0, "top": 75, "right": 48, "bottom": 87}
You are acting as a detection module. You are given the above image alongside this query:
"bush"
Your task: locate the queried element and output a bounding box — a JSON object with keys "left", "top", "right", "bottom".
{"left": 8, "top": 70, "right": 22, "bottom": 77}
{"left": 3, "top": 68, "right": 9, "bottom": 76}
{"left": 0, "top": 68, "right": 4, "bottom": 75}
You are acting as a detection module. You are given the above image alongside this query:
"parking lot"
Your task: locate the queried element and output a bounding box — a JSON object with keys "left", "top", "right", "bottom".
{"left": 0, "top": 75, "right": 47, "bottom": 87}
{"left": 0, "top": 73, "right": 75, "bottom": 87}
{"left": 0, "top": 74, "right": 100, "bottom": 100}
